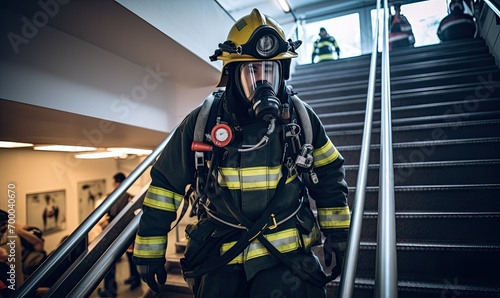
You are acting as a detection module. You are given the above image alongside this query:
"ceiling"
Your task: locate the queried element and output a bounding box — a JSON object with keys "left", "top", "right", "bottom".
{"left": 0, "top": 0, "right": 220, "bottom": 150}
{"left": 0, "top": 0, "right": 422, "bottom": 152}
{"left": 217, "top": 0, "right": 381, "bottom": 25}
{"left": 0, "top": 99, "right": 167, "bottom": 149}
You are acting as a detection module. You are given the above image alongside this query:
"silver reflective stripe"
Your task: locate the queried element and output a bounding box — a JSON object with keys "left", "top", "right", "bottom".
{"left": 318, "top": 213, "right": 351, "bottom": 222}
{"left": 134, "top": 242, "right": 166, "bottom": 252}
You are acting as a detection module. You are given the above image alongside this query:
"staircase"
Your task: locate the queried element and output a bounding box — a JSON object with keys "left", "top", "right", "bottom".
{"left": 158, "top": 38, "right": 500, "bottom": 297}
{"left": 290, "top": 38, "right": 500, "bottom": 297}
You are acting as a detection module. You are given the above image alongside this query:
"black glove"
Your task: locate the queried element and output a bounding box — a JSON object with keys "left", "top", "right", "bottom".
{"left": 323, "top": 232, "right": 347, "bottom": 279}
{"left": 137, "top": 263, "right": 167, "bottom": 293}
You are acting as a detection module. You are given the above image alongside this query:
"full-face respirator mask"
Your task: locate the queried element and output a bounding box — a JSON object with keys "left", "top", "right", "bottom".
{"left": 238, "top": 61, "right": 282, "bottom": 122}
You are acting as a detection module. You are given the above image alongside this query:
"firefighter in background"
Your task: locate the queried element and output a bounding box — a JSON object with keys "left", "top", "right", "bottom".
{"left": 133, "top": 8, "right": 350, "bottom": 297}
{"left": 389, "top": 2, "right": 415, "bottom": 49}
{"left": 437, "top": 0, "right": 477, "bottom": 42}
{"left": 311, "top": 27, "right": 340, "bottom": 63}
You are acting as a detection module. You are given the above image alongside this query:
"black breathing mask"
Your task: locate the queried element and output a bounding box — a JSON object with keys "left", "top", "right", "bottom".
{"left": 251, "top": 81, "right": 281, "bottom": 121}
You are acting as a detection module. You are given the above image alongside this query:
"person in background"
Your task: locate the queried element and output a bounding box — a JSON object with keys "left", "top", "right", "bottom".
{"left": 312, "top": 27, "right": 340, "bottom": 63}
{"left": 1, "top": 210, "right": 48, "bottom": 295}
{"left": 437, "top": 0, "right": 477, "bottom": 42}
{"left": 389, "top": 1, "right": 415, "bottom": 49}
{"left": 20, "top": 226, "right": 46, "bottom": 278}
{"left": 97, "top": 172, "right": 136, "bottom": 297}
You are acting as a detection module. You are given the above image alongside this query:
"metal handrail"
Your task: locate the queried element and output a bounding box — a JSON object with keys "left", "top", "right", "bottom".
{"left": 67, "top": 210, "right": 143, "bottom": 297}
{"left": 484, "top": 0, "right": 500, "bottom": 18}
{"left": 375, "top": 0, "right": 398, "bottom": 297}
{"left": 13, "top": 130, "right": 175, "bottom": 297}
{"left": 338, "top": 0, "right": 381, "bottom": 296}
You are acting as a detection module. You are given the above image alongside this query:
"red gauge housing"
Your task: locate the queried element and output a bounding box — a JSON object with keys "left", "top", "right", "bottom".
{"left": 211, "top": 123, "right": 234, "bottom": 147}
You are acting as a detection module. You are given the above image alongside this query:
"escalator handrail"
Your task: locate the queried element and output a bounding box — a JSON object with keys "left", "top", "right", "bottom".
{"left": 67, "top": 210, "right": 143, "bottom": 297}
{"left": 483, "top": 0, "right": 500, "bottom": 18}
{"left": 375, "top": 0, "right": 398, "bottom": 297}
{"left": 12, "top": 128, "right": 176, "bottom": 298}
{"left": 338, "top": 0, "right": 381, "bottom": 296}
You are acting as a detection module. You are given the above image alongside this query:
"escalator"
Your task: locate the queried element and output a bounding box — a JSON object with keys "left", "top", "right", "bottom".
{"left": 289, "top": 37, "right": 500, "bottom": 297}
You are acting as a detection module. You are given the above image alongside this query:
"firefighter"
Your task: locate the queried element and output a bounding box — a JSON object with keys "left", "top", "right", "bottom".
{"left": 437, "top": 0, "right": 477, "bottom": 42}
{"left": 389, "top": 2, "right": 415, "bottom": 49}
{"left": 133, "top": 8, "right": 350, "bottom": 297}
{"left": 311, "top": 27, "right": 340, "bottom": 63}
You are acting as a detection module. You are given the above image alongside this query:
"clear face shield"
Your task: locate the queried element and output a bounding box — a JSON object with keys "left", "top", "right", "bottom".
{"left": 239, "top": 61, "right": 281, "bottom": 101}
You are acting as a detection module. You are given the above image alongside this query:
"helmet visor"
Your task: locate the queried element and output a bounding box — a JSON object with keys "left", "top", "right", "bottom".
{"left": 239, "top": 61, "right": 281, "bottom": 100}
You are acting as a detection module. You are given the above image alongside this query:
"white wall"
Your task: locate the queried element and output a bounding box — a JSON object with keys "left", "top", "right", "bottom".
{"left": 0, "top": 149, "right": 148, "bottom": 253}
{"left": 0, "top": 8, "right": 175, "bottom": 133}
{"left": 116, "top": 0, "right": 233, "bottom": 71}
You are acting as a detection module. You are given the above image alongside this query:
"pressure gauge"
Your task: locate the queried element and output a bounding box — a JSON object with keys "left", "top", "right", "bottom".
{"left": 211, "top": 123, "right": 234, "bottom": 147}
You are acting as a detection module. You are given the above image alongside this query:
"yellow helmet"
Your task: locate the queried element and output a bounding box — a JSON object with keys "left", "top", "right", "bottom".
{"left": 210, "top": 8, "right": 302, "bottom": 87}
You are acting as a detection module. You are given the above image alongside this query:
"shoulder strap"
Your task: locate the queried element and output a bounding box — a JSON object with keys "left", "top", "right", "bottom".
{"left": 193, "top": 89, "right": 224, "bottom": 143}
{"left": 167, "top": 90, "right": 224, "bottom": 230}
{"left": 289, "top": 89, "right": 313, "bottom": 145}
{"left": 194, "top": 94, "right": 214, "bottom": 143}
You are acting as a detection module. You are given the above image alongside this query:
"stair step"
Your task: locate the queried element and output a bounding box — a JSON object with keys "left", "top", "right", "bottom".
{"left": 307, "top": 84, "right": 500, "bottom": 111}
{"left": 326, "top": 277, "right": 500, "bottom": 298}
{"left": 295, "top": 68, "right": 500, "bottom": 95}
{"left": 317, "top": 97, "right": 500, "bottom": 124}
{"left": 300, "top": 76, "right": 500, "bottom": 101}
{"left": 348, "top": 184, "right": 500, "bottom": 212}
{"left": 353, "top": 242, "right": 500, "bottom": 286}
{"left": 338, "top": 137, "right": 500, "bottom": 164}
{"left": 291, "top": 56, "right": 495, "bottom": 88}
{"left": 325, "top": 110, "right": 500, "bottom": 131}
{"left": 295, "top": 38, "right": 486, "bottom": 75}
{"left": 344, "top": 159, "right": 500, "bottom": 186}
{"left": 328, "top": 119, "right": 500, "bottom": 146}
{"left": 360, "top": 211, "right": 500, "bottom": 244}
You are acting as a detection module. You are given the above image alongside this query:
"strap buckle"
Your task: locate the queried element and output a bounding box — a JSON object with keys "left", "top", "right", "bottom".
{"left": 268, "top": 214, "right": 278, "bottom": 230}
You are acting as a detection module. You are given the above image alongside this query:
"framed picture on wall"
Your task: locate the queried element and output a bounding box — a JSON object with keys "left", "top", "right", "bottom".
{"left": 77, "top": 179, "right": 106, "bottom": 224}
{"left": 26, "top": 189, "right": 66, "bottom": 235}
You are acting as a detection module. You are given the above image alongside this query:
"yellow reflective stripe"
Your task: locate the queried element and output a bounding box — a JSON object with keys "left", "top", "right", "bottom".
{"left": 302, "top": 224, "right": 321, "bottom": 248}
{"left": 318, "top": 53, "right": 334, "bottom": 61}
{"left": 218, "top": 165, "right": 282, "bottom": 190}
{"left": 317, "top": 206, "right": 351, "bottom": 229}
{"left": 220, "top": 228, "right": 320, "bottom": 264}
{"left": 247, "top": 229, "right": 298, "bottom": 259}
{"left": 220, "top": 241, "right": 244, "bottom": 265}
{"left": 133, "top": 235, "right": 167, "bottom": 259}
{"left": 143, "top": 185, "right": 183, "bottom": 212}
{"left": 316, "top": 40, "right": 333, "bottom": 47}
{"left": 313, "top": 140, "right": 339, "bottom": 167}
